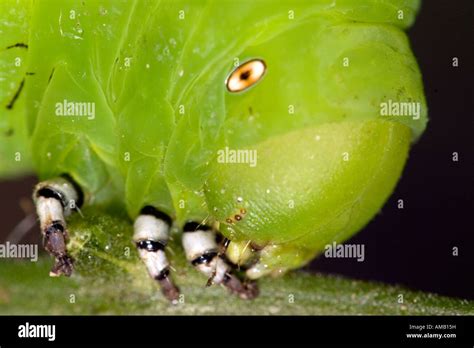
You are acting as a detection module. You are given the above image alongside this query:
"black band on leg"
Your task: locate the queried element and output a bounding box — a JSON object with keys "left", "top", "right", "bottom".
{"left": 154, "top": 268, "right": 170, "bottom": 281}
{"left": 36, "top": 188, "right": 65, "bottom": 207}
{"left": 183, "top": 221, "right": 211, "bottom": 232}
{"left": 139, "top": 206, "right": 172, "bottom": 226}
{"left": 191, "top": 251, "right": 218, "bottom": 266}
{"left": 136, "top": 240, "right": 166, "bottom": 252}
{"left": 36, "top": 174, "right": 84, "bottom": 210}
{"left": 45, "top": 221, "right": 65, "bottom": 234}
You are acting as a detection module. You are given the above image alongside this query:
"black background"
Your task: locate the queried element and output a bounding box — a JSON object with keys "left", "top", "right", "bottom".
{"left": 0, "top": 0, "right": 472, "bottom": 300}
{"left": 0, "top": 315, "right": 472, "bottom": 345}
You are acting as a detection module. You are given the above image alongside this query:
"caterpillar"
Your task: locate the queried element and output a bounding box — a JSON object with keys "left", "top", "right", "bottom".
{"left": 0, "top": 0, "right": 427, "bottom": 302}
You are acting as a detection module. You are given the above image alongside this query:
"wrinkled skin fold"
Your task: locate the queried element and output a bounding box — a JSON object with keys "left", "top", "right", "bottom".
{"left": 0, "top": 0, "right": 427, "bottom": 284}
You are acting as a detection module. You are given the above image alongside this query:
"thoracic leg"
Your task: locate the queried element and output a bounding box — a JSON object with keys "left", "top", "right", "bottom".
{"left": 246, "top": 244, "right": 314, "bottom": 280}
{"left": 33, "top": 176, "right": 83, "bottom": 277}
{"left": 226, "top": 239, "right": 315, "bottom": 281}
{"left": 133, "top": 206, "right": 180, "bottom": 303}
{"left": 181, "top": 222, "right": 258, "bottom": 299}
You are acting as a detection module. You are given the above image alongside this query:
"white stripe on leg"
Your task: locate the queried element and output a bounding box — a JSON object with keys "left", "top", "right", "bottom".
{"left": 33, "top": 176, "right": 81, "bottom": 277}
{"left": 133, "top": 207, "right": 179, "bottom": 303}
{"left": 182, "top": 228, "right": 229, "bottom": 284}
{"left": 181, "top": 222, "right": 258, "bottom": 299}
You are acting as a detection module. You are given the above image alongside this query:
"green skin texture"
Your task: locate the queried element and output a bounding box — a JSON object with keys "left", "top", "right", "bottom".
{"left": 1, "top": 1, "right": 427, "bottom": 279}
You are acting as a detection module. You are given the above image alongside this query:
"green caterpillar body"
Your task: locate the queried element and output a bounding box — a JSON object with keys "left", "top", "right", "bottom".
{"left": 1, "top": 0, "right": 427, "bottom": 278}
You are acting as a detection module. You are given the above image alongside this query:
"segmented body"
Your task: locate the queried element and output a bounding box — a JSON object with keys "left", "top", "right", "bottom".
{"left": 1, "top": 0, "right": 427, "bottom": 285}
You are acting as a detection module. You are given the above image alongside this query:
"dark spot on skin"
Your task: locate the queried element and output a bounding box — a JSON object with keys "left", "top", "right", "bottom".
{"left": 6, "top": 42, "right": 28, "bottom": 49}
{"left": 48, "top": 67, "right": 55, "bottom": 84}
{"left": 234, "top": 214, "right": 242, "bottom": 221}
{"left": 6, "top": 78, "right": 25, "bottom": 110}
{"left": 396, "top": 88, "right": 405, "bottom": 99}
{"left": 4, "top": 129, "right": 14, "bottom": 137}
{"left": 226, "top": 218, "right": 233, "bottom": 224}
{"left": 25, "top": 72, "right": 35, "bottom": 76}
{"left": 240, "top": 70, "right": 251, "bottom": 80}
{"left": 248, "top": 106, "right": 254, "bottom": 117}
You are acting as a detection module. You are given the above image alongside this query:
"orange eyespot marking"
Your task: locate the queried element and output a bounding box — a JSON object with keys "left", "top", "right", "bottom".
{"left": 240, "top": 208, "right": 247, "bottom": 215}
{"left": 226, "top": 59, "right": 266, "bottom": 92}
{"left": 226, "top": 218, "right": 233, "bottom": 224}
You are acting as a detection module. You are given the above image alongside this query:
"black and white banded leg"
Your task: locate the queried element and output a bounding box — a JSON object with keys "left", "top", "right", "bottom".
{"left": 182, "top": 222, "right": 258, "bottom": 299}
{"left": 33, "top": 176, "right": 83, "bottom": 277}
{"left": 133, "top": 206, "right": 180, "bottom": 303}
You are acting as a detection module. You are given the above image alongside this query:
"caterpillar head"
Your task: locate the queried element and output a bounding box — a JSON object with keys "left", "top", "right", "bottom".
{"left": 164, "top": 0, "right": 427, "bottom": 263}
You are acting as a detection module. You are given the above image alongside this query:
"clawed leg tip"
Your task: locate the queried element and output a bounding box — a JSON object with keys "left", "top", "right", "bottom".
{"left": 48, "top": 268, "right": 73, "bottom": 278}
{"left": 240, "top": 281, "right": 260, "bottom": 300}
{"left": 163, "top": 288, "right": 180, "bottom": 304}
{"left": 49, "top": 256, "right": 74, "bottom": 277}
{"left": 224, "top": 273, "right": 259, "bottom": 300}
{"left": 158, "top": 278, "right": 181, "bottom": 304}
